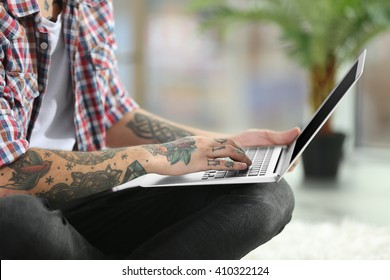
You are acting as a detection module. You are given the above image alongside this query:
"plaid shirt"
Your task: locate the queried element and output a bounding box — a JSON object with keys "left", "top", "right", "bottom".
{"left": 0, "top": 0, "right": 138, "bottom": 166}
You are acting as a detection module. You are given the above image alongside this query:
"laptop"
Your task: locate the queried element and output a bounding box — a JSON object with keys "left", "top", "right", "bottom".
{"left": 114, "top": 49, "right": 366, "bottom": 191}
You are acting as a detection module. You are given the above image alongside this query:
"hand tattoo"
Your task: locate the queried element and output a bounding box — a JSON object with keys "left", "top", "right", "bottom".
{"left": 212, "top": 146, "right": 226, "bottom": 152}
{"left": 236, "top": 148, "right": 246, "bottom": 155}
{"left": 225, "top": 161, "right": 234, "bottom": 168}
{"left": 214, "top": 138, "right": 228, "bottom": 145}
{"left": 208, "top": 159, "right": 221, "bottom": 167}
{"left": 143, "top": 138, "right": 197, "bottom": 165}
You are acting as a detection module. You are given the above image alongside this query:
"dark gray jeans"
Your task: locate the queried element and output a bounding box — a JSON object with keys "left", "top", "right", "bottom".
{"left": 0, "top": 180, "right": 294, "bottom": 260}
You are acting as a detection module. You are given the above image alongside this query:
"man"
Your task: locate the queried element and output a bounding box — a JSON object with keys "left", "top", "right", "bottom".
{"left": 0, "top": 0, "right": 300, "bottom": 259}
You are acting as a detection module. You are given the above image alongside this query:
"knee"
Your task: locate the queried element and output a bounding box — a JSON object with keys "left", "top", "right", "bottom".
{"left": 229, "top": 180, "right": 295, "bottom": 246}
{"left": 233, "top": 179, "right": 294, "bottom": 220}
{"left": 265, "top": 179, "right": 295, "bottom": 226}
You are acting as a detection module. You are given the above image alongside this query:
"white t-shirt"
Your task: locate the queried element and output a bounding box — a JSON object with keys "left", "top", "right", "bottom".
{"left": 29, "top": 15, "right": 76, "bottom": 150}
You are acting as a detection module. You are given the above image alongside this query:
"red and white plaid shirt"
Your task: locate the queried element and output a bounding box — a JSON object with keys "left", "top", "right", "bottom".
{"left": 0, "top": 0, "right": 138, "bottom": 166}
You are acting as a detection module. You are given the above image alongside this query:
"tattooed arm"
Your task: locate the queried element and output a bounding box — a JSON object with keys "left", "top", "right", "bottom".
{"left": 0, "top": 107, "right": 251, "bottom": 206}
{"left": 106, "top": 108, "right": 227, "bottom": 147}
{"left": 0, "top": 137, "right": 251, "bottom": 207}
{"left": 0, "top": 147, "right": 147, "bottom": 207}
{"left": 0, "top": 108, "right": 298, "bottom": 207}
{"left": 106, "top": 108, "right": 300, "bottom": 148}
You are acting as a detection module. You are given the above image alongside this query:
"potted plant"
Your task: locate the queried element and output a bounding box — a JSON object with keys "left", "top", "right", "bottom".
{"left": 191, "top": 0, "right": 390, "bottom": 179}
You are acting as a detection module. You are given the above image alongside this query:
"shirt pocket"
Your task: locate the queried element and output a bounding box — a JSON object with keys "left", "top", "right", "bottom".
{"left": 88, "top": 43, "right": 116, "bottom": 71}
{"left": 4, "top": 71, "right": 39, "bottom": 109}
{"left": 0, "top": 15, "right": 26, "bottom": 73}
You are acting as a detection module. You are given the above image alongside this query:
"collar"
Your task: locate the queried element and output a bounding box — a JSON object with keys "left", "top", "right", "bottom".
{"left": 5, "top": 0, "right": 40, "bottom": 18}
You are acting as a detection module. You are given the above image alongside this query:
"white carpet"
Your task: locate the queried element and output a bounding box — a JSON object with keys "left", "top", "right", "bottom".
{"left": 244, "top": 219, "right": 390, "bottom": 260}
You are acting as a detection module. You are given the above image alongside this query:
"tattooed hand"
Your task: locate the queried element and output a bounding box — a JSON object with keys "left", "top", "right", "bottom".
{"left": 142, "top": 137, "right": 252, "bottom": 176}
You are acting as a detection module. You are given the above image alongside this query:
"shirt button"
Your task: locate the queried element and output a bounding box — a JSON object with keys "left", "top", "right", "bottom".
{"left": 35, "top": 17, "right": 41, "bottom": 24}
{"left": 38, "top": 84, "right": 44, "bottom": 92}
{"left": 40, "top": 42, "right": 48, "bottom": 50}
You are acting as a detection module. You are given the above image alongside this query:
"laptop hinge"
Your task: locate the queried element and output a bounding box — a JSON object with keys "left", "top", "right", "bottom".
{"left": 273, "top": 148, "right": 284, "bottom": 174}
{"left": 275, "top": 144, "right": 294, "bottom": 177}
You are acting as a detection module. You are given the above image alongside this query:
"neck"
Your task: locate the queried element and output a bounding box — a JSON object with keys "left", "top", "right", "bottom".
{"left": 37, "top": 0, "right": 62, "bottom": 20}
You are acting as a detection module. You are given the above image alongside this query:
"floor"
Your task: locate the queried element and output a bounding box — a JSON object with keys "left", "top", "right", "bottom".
{"left": 283, "top": 150, "right": 390, "bottom": 227}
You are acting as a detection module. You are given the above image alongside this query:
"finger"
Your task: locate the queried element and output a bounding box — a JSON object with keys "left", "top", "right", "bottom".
{"left": 207, "top": 159, "right": 248, "bottom": 170}
{"left": 212, "top": 138, "right": 251, "bottom": 165}
{"left": 209, "top": 145, "right": 252, "bottom": 166}
{"left": 213, "top": 138, "right": 245, "bottom": 152}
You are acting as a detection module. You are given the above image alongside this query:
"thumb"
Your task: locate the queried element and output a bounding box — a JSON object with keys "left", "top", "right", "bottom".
{"left": 271, "top": 127, "right": 301, "bottom": 145}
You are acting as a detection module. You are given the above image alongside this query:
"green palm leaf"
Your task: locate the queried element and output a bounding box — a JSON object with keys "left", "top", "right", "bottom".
{"left": 171, "top": 150, "right": 183, "bottom": 165}
{"left": 191, "top": 0, "right": 390, "bottom": 67}
{"left": 190, "top": 0, "right": 390, "bottom": 133}
{"left": 182, "top": 150, "right": 192, "bottom": 165}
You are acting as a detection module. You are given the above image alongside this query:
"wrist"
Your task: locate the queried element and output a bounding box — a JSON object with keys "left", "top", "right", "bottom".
{"left": 139, "top": 143, "right": 193, "bottom": 176}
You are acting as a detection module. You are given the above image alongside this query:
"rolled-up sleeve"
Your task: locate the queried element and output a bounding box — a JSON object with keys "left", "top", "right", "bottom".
{"left": 104, "top": 62, "right": 139, "bottom": 128}
{"left": 93, "top": 0, "right": 139, "bottom": 129}
{"left": 0, "top": 66, "right": 28, "bottom": 167}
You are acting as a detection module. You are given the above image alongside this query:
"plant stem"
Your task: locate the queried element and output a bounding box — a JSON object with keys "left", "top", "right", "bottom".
{"left": 309, "top": 53, "right": 336, "bottom": 135}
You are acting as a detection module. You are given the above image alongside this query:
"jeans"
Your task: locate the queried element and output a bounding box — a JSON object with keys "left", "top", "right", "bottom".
{"left": 0, "top": 180, "right": 294, "bottom": 259}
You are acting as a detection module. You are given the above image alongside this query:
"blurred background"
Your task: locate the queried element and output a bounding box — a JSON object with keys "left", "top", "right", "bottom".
{"left": 111, "top": 0, "right": 390, "bottom": 257}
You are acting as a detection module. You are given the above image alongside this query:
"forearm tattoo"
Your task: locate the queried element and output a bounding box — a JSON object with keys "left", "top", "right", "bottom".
{"left": 36, "top": 165, "right": 122, "bottom": 207}
{"left": 1, "top": 148, "right": 147, "bottom": 208}
{"left": 143, "top": 137, "right": 197, "bottom": 165}
{"left": 126, "top": 113, "right": 193, "bottom": 143}
{"left": 36, "top": 161, "right": 146, "bottom": 208}
{"left": 51, "top": 148, "right": 125, "bottom": 165}
{"left": 0, "top": 150, "right": 51, "bottom": 190}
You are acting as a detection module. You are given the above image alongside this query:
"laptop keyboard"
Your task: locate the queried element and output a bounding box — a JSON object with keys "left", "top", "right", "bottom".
{"left": 202, "top": 147, "right": 274, "bottom": 180}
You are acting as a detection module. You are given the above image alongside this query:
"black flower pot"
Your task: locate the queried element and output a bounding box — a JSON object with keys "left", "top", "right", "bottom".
{"left": 302, "top": 132, "right": 346, "bottom": 179}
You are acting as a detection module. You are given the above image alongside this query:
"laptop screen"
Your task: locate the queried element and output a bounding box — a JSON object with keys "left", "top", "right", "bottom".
{"left": 290, "top": 61, "right": 359, "bottom": 163}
